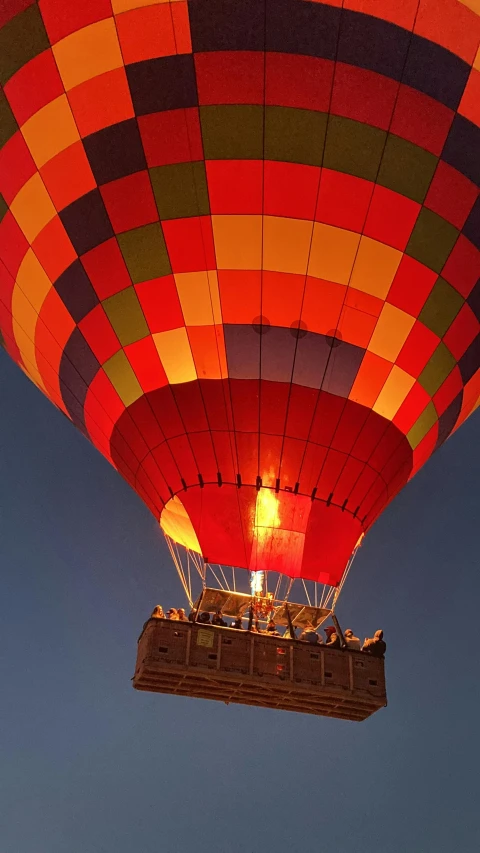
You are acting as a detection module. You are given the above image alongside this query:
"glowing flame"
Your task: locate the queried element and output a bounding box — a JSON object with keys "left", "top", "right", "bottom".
{"left": 250, "top": 570, "right": 265, "bottom": 596}
{"left": 254, "top": 487, "right": 281, "bottom": 534}
{"left": 249, "top": 487, "right": 281, "bottom": 588}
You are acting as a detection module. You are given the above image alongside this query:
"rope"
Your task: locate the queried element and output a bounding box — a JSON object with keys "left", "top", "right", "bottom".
{"left": 284, "top": 578, "right": 294, "bottom": 602}
{"left": 217, "top": 563, "right": 231, "bottom": 591}
{"left": 186, "top": 552, "right": 192, "bottom": 605}
{"left": 274, "top": 573, "right": 282, "bottom": 602}
{"left": 207, "top": 564, "right": 226, "bottom": 590}
{"left": 332, "top": 537, "right": 364, "bottom": 611}
{"left": 165, "top": 535, "right": 192, "bottom": 606}
{"left": 189, "top": 551, "right": 206, "bottom": 585}
{"left": 301, "top": 579, "right": 311, "bottom": 607}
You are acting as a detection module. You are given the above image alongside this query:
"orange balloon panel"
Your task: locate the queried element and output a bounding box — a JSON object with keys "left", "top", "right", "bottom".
{"left": 1, "top": 0, "right": 479, "bottom": 584}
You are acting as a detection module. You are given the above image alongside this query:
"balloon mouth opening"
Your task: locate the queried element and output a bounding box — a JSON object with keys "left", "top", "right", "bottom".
{"left": 159, "top": 483, "right": 363, "bottom": 588}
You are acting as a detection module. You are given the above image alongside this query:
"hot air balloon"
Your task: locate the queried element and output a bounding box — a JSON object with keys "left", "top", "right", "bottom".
{"left": 1, "top": 0, "right": 479, "bottom": 719}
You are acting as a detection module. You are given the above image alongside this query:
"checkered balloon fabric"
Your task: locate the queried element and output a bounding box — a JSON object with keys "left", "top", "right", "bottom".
{"left": 0, "top": 0, "right": 479, "bottom": 582}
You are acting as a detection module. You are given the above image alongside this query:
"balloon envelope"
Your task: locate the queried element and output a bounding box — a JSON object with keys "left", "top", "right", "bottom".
{"left": 0, "top": 0, "right": 479, "bottom": 585}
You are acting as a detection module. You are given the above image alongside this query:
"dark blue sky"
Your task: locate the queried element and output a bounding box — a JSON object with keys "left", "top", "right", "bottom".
{"left": 1, "top": 350, "right": 479, "bottom": 853}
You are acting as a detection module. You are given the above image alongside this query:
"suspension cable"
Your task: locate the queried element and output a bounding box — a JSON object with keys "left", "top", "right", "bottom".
{"left": 301, "top": 579, "right": 311, "bottom": 607}
{"left": 274, "top": 573, "right": 282, "bottom": 601}
{"left": 207, "top": 563, "right": 227, "bottom": 590}
{"left": 216, "top": 563, "right": 230, "bottom": 591}
{"left": 165, "top": 535, "right": 193, "bottom": 606}
{"left": 190, "top": 551, "right": 206, "bottom": 584}
{"left": 332, "top": 536, "right": 364, "bottom": 611}
{"left": 284, "top": 578, "right": 294, "bottom": 602}
{"left": 186, "top": 552, "right": 192, "bottom": 604}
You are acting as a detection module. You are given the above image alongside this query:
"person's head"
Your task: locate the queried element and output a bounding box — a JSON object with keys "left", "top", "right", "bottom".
{"left": 324, "top": 625, "right": 335, "bottom": 635}
{"left": 152, "top": 605, "right": 164, "bottom": 616}
{"left": 178, "top": 608, "right": 186, "bottom": 618}
{"left": 267, "top": 621, "right": 276, "bottom": 632}
{"left": 167, "top": 608, "right": 177, "bottom": 618}
{"left": 344, "top": 629, "right": 353, "bottom": 637}
{"left": 374, "top": 629, "right": 384, "bottom": 640}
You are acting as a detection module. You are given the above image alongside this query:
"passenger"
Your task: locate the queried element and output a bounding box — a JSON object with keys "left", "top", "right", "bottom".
{"left": 166, "top": 608, "right": 179, "bottom": 620}
{"left": 188, "top": 609, "right": 196, "bottom": 622}
{"left": 211, "top": 610, "right": 227, "bottom": 627}
{"left": 197, "top": 611, "right": 211, "bottom": 624}
{"left": 150, "top": 605, "right": 164, "bottom": 619}
{"left": 177, "top": 608, "right": 188, "bottom": 622}
{"left": 362, "top": 629, "right": 386, "bottom": 657}
{"left": 231, "top": 616, "right": 243, "bottom": 629}
{"left": 283, "top": 625, "right": 298, "bottom": 640}
{"left": 324, "top": 625, "right": 341, "bottom": 649}
{"left": 344, "top": 628, "right": 361, "bottom": 650}
{"left": 300, "top": 627, "right": 321, "bottom": 644}
{"left": 266, "top": 620, "right": 280, "bottom": 636}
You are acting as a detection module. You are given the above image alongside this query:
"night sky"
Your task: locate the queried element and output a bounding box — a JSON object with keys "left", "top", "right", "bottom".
{"left": 1, "top": 350, "right": 479, "bottom": 853}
